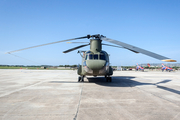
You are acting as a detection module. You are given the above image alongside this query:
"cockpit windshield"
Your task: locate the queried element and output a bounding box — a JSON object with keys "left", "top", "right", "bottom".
{"left": 85, "top": 53, "right": 106, "bottom": 60}
{"left": 85, "top": 54, "right": 94, "bottom": 60}
{"left": 85, "top": 51, "right": 107, "bottom": 60}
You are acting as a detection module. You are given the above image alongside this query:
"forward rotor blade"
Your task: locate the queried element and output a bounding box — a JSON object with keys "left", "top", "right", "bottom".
{"left": 102, "top": 43, "right": 138, "bottom": 53}
{"left": 67, "top": 42, "right": 89, "bottom": 44}
{"left": 101, "top": 37, "right": 176, "bottom": 62}
{"left": 63, "top": 44, "right": 90, "bottom": 53}
{"left": 6, "top": 36, "right": 88, "bottom": 54}
{"left": 102, "top": 43, "right": 124, "bottom": 49}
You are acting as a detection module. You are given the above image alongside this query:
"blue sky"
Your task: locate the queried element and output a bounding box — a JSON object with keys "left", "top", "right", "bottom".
{"left": 0, "top": 0, "right": 180, "bottom": 66}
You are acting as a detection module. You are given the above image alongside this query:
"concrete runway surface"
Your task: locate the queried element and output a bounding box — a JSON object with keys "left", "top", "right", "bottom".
{"left": 0, "top": 69, "right": 180, "bottom": 120}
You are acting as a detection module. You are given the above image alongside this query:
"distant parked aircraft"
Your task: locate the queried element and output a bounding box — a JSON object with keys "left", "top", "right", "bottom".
{"left": 136, "top": 64, "right": 144, "bottom": 71}
{"left": 162, "top": 63, "right": 173, "bottom": 72}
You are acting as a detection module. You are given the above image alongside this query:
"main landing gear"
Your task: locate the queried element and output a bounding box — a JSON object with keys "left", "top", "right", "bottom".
{"left": 105, "top": 75, "right": 112, "bottom": 82}
{"left": 78, "top": 76, "right": 84, "bottom": 82}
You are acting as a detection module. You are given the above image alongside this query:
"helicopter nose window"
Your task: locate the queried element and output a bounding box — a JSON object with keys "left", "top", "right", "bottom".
{"left": 89, "top": 54, "right": 93, "bottom": 59}
{"left": 100, "top": 54, "right": 106, "bottom": 60}
{"left": 94, "top": 54, "right": 98, "bottom": 60}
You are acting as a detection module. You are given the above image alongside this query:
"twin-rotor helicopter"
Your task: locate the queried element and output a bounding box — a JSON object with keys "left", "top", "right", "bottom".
{"left": 7, "top": 34, "right": 176, "bottom": 82}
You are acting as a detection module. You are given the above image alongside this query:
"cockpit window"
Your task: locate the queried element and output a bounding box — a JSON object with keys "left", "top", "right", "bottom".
{"left": 89, "top": 54, "right": 93, "bottom": 59}
{"left": 85, "top": 54, "right": 97, "bottom": 60}
{"left": 100, "top": 51, "right": 107, "bottom": 60}
{"left": 85, "top": 52, "right": 106, "bottom": 60}
{"left": 94, "top": 54, "right": 98, "bottom": 60}
{"left": 100, "top": 54, "right": 106, "bottom": 60}
{"left": 85, "top": 51, "right": 94, "bottom": 60}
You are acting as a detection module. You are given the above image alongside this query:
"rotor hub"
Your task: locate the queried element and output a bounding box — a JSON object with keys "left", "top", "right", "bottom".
{"left": 87, "top": 34, "right": 106, "bottom": 39}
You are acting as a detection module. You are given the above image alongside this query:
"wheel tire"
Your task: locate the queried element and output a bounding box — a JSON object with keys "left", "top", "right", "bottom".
{"left": 106, "top": 76, "right": 109, "bottom": 82}
{"left": 109, "top": 77, "right": 112, "bottom": 82}
{"left": 78, "top": 77, "right": 81, "bottom": 82}
{"left": 81, "top": 77, "right": 84, "bottom": 82}
{"left": 106, "top": 77, "right": 112, "bottom": 82}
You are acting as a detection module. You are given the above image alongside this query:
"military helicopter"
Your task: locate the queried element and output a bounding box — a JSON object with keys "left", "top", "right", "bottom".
{"left": 7, "top": 34, "right": 176, "bottom": 82}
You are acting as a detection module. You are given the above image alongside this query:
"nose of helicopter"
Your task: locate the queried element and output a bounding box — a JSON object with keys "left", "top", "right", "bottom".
{"left": 86, "top": 60, "right": 106, "bottom": 70}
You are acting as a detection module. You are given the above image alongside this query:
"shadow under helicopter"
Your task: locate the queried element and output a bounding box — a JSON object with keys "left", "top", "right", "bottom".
{"left": 87, "top": 76, "right": 180, "bottom": 95}
{"left": 49, "top": 76, "right": 180, "bottom": 95}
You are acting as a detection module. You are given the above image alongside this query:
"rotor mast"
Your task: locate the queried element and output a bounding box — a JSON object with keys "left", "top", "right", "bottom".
{"left": 88, "top": 34, "right": 105, "bottom": 54}
{"left": 90, "top": 39, "right": 102, "bottom": 53}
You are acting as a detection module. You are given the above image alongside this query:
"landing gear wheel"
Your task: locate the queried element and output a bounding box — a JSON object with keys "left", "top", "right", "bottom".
{"left": 109, "top": 77, "right": 112, "bottom": 82}
{"left": 105, "top": 75, "right": 108, "bottom": 82}
{"left": 78, "top": 76, "right": 84, "bottom": 82}
{"left": 81, "top": 76, "right": 84, "bottom": 82}
{"left": 78, "top": 77, "right": 81, "bottom": 82}
{"left": 106, "top": 76, "right": 112, "bottom": 82}
{"left": 106, "top": 78, "right": 108, "bottom": 82}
